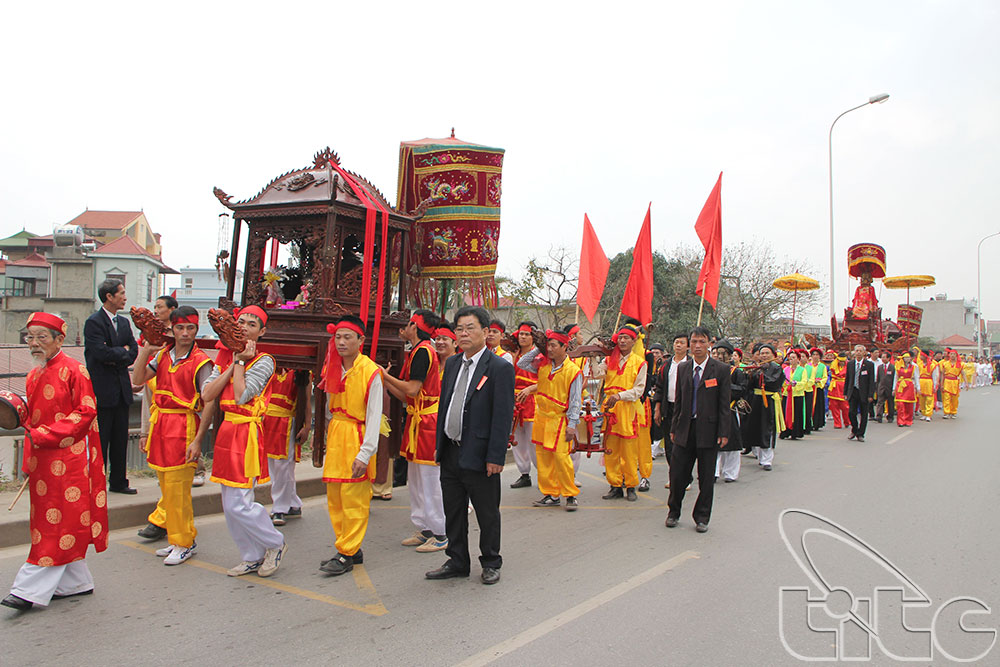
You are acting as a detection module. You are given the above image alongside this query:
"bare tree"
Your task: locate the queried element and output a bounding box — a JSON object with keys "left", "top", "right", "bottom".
{"left": 498, "top": 246, "right": 579, "bottom": 329}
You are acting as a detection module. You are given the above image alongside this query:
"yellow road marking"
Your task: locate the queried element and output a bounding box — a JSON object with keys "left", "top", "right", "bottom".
{"left": 117, "top": 540, "right": 387, "bottom": 616}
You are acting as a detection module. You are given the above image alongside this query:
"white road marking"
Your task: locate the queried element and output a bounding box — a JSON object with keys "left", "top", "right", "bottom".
{"left": 886, "top": 431, "right": 912, "bottom": 445}
{"left": 453, "top": 550, "right": 699, "bottom": 667}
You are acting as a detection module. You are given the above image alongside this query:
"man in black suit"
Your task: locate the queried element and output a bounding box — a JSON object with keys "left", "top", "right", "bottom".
{"left": 426, "top": 306, "right": 515, "bottom": 585}
{"left": 875, "top": 350, "right": 896, "bottom": 423}
{"left": 84, "top": 279, "right": 139, "bottom": 494}
{"left": 651, "top": 333, "right": 690, "bottom": 486}
{"left": 665, "top": 327, "right": 731, "bottom": 533}
{"left": 844, "top": 344, "right": 876, "bottom": 442}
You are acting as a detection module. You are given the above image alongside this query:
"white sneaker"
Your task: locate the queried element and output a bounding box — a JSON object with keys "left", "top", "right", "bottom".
{"left": 258, "top": 542, "right": 287, "bottom": 577}
{"left": 192, "top": 472, "right": 206, "bottom": 488}
{"left": 164, "top": 542, "right": 196, "bottom": 566}
{"left": 227, "top": 560, "right": 262, "bottom": 577}
{"left": 155, "top": 545, "right": 173, "bottom": 557}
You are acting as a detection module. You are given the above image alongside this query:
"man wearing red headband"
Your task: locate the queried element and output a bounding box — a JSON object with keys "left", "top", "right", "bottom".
{"left": 509, "top": 321, "right": 540, "bottom": 490}
{"left": 913, "top": 346, "right": 938, "bottom": 422}
{"left": 317, "top": 315, "right": 384, "bottom": 576}
{"left": 131, "top": 306, "right": 214, "bottom": 566}
{"left": 486, "top": 320, "right": 514, "bottom": 365}
{"left": 827, "top": 351, "right": 849, "bottom": 429}
{"left": 940, "top": 348, "right": 963, "bottom": 419}
{"left": 516, "top": 325, "right": 583, "bottom": 510}
{"left": 601, "top": 321, "right": 647, "bottom": 502}
{"left": 3, "top": 313, "right": 109, "bottom": 611}
{"left": 434, "top": 324, "right": 459, "bottom": 371}
{"left": 382, "top": 310, "right": 448, "bottom": 553}
{"left": 202, "top": 306, "right": 287, "bottom": 578}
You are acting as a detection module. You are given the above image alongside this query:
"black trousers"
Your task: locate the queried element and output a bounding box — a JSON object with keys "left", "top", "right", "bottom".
{"left": 97, "top": 404, "right": 129, "bottom": 489}
{"left": 812, "top": 389, "right": 826, "bottom": 429}
{"left": 876, "top": 387, "right": 895, "bottom": 421}
{"left": 848, "top": 390, "right": 869, "bottom": 437}
{"left": 667, "top": 423, "right": 717, "bottom": 525}
{"left": 803, "top": 391, "right": 814, "bottom": 433}
{"left": 439, "top": 440, "right": 502, "bottom": 571}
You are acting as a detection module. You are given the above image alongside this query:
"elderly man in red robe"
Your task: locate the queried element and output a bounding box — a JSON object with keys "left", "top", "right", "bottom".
{"left": 3, "top": 313, "right": 109, "bottom": 611}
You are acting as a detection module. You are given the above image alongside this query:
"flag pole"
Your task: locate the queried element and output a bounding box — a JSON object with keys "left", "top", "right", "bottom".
{"left": 696, "top": 280, "right": 707, "bottom": 326}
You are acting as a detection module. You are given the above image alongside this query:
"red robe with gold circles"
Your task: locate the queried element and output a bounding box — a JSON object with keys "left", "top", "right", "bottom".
{"left": 23, "top": 351, "right": 109, "bottom": 566}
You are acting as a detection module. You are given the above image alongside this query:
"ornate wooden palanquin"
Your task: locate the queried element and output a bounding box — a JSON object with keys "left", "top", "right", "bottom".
{"left": 212, "top": 148, "right": 416, "bottom": 476}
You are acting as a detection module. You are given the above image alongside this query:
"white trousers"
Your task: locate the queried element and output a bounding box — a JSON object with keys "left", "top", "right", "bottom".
{"left": 754, "top": 446, "right": 774, "bottom": 466}
{"left": 269, "top": 457, "right": 302, "bottom": 514}
{"left": 652, "top": 438, "right": 665, "bottom": 458}
{"left": 716, "top": 450, "right": 741, "bottom": 481}
{"left": 571, "top": 450, "right": 581, "bottom": 475}
{"left": 11, "top": 561, "right": 93, "bottom": 606}
{"left": 511, "top": 422, "right": 537, "bottom": 475}
{"left": 408, "top": 461, "right": 446, "bottom": 537}
{"left": 221, "top": 484, "right": 284, "bottom": 562}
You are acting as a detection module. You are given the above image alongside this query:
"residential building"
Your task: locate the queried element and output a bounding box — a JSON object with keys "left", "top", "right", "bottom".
{"left": 913, "top": 295, "right": 979, "bottom": 345}
{"left": 67, "top": 209, "right": 161, "bottom": 256}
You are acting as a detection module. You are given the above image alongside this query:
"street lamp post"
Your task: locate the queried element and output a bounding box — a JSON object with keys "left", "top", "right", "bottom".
{"left": 828, "top": 94, "right": 890, "bottom": 326}
{"left": 977, "top": 231, "right": 1000, "bottom": 357}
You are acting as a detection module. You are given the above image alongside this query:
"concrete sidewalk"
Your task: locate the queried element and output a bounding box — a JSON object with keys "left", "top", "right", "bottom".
{"left": 0, "top": 460, "right": 328, "bottom": 548}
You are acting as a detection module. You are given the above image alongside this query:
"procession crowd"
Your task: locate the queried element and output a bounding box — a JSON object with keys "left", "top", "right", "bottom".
{"left": 3, "top": 281, "right": 995, "bottom": 610}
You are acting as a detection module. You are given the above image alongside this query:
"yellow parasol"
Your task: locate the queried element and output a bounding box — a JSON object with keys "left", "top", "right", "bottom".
{"left": 773, "top": 273, "right": 821, "bottom": 344}
{"left": 882, "top": 274, "right": 935, "bottom": 304}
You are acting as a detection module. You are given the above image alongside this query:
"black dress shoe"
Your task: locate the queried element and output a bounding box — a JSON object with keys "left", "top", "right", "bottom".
{"left": 665, "top": 516, "right": 679, "bottom": 528}
{"left": 481, "top": 567, "right": 500, "bottom": 585}
{"left": 601, "top": 486, "right": 624, "bottom": 500}
{"left": 696, "top": 523, "right": 709, "bottom": 533}
{"left": 52, "top": 589, "right": 94, "bottom": 600}
{"left": 109, "top": 486, "right": 137, "bottom": 495}
{"left": 320, "top": 549, "right": 363, "bottom": 567}
{"left": 509, "top": 474, "right": 532, "bottom": 489}
{"left": 319, "top": 553, "right": 353, "bottom": 576}
{"left": 137, "top": 523, "right": 167, "bottom": 540}
{"left": 625, "top": 488, "right": 637, "bottom": 502}
{"left": 426, "top": 563, "right": 470, "bottom": 580}
{"left": 1, "top": 594, "right": 32, "bottom": 610}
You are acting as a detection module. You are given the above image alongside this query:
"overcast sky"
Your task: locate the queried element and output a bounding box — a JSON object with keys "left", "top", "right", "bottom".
{"left": 2, "top": 1, "right": 998, "bottom": 326}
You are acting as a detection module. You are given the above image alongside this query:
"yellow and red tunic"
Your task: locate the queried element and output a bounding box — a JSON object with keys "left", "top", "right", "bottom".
{"left": 513, "top": 349, "right": 538, "bottom": 427}
{"left": 262, "top": 369, "right": 300, "bottom": 462}
{"left": 940, "top": 360, "right": 963, "bottom": 396}
{"left": 827, "top": 359, "right": 847, "bottom": 403}
{"left": 147, "top": 346, "right": 211, "bottom": 471}
{"left": 603, "top": 353, "right": 645, "bottom": 438}
{"left": 402, "top": 341, "right": 440, "bottom": 465}
{"left": 324, "top": 354, "right": 380, "bottom": 483}
{"left": 531, "top": 358, "right": 582, "bottom": 453}
{"left": 23, "top": 352, "right": 109, "bottom": 566}
{"left": 895, "top": 365, "right": 917, "bottom": 403}
{"left": 210, "top": 353, "right": 274, "bottom": 488}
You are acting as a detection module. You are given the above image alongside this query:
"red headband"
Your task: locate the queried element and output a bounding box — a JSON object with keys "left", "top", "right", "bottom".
{"left": 489, "top": 323, "right": 505, "bottom": 333}
{"left": 410, "top": 314, "right": 436, "bottom": 335}
{"left": 567, "top": 325, "right": 580, "bottom": 337}
{"left": 516, "top": 325, "right": 533, "bottom": 335}
{"left": 26, "top": 312, "right": 67, "bottom": 336}
{"left": 173, "top": 314, "right": 199, "bottom": 325}
{"left": 434, "top": 327, "right": 456, "bottom": 341}
{"left": 326, "top": 321, "right": 365, "bottom": 337}
{"left": 236, "top": 305, "right": 268, "bottom": 326}
{"left": 611, "top": 326, "right": 638, "bottom": 343}
{"left": 546, "top": 330, "right": 570, "bottom": 345}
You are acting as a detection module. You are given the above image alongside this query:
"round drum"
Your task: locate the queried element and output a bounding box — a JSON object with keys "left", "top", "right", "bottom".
{"left": 0, "top": 390, "right": 28, "bottom": 430}
{"left": 898, "top": 304, "right": 923, "bottom": 336}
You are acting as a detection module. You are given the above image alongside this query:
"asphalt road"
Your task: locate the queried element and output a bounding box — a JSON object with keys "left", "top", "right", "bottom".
{"left": 2, "top": 388, "right": 998, "bottom": 665}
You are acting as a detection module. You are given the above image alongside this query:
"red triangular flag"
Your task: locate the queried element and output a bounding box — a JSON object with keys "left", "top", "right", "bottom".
{"left": 620, "top": 204, "right": 653, "bottom": 326}
{"left": 577, "top": 214, "right": 610, "bottom": 323}
{"left": 170, "top": 289, "right": 177, "bottom": 299}
{"left": 694, "top": 173, "right": 723, "bottom": 309}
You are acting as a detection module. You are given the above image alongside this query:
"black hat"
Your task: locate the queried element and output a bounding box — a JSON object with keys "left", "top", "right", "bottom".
{"left": 713, "top": 339, "right": 734, "bottom": 353}
{"left": 648, "top": 343, "right": 665, "bottom": 352}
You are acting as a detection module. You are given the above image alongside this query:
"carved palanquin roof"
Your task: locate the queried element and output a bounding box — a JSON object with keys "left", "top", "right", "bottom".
{"left": 213, "top": 147, "right": 415, "bottom": 228}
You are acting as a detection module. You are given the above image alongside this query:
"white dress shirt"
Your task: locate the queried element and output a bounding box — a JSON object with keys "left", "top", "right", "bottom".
{"left": 444, "top": 345, "right": 488, "bottom": 439}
